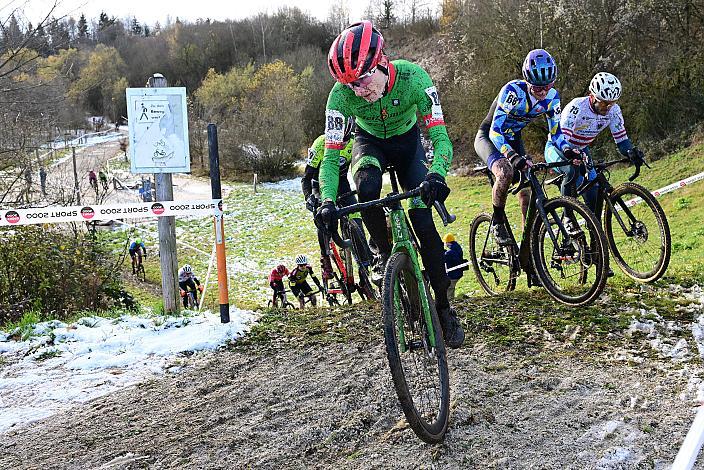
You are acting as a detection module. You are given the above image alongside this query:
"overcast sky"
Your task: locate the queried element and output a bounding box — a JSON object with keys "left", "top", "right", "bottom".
{"left": 7, "top": 0, "right": 410, "bottom": 27}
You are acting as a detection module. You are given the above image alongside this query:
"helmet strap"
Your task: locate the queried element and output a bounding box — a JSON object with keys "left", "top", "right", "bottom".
{"left": 588, "top": 94, "right": 598, "bottom": 113}
{"left": 377, "top": 63, "right": 390, "bottom": 96}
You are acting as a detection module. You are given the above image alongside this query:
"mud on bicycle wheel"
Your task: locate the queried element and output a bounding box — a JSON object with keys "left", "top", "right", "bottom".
{"left": 603, "top": 182, "right": 671, "bottom": 283}
{"left": 469, "top": 212, "right": 517, "bottom": 296}
{"left": 382, "top": 251, "right": 450, "bottom": 444}
{"left": 531, "top": 196, "right": 609, "bottom": 306}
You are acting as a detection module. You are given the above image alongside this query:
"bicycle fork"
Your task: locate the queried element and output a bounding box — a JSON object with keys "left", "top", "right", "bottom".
{"left": 388, "top": 205, "right": 438, "bottom": 352}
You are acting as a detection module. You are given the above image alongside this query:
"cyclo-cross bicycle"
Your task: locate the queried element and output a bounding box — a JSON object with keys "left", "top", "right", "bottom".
{"left": 181, "top": 286, "right": 200, "bottom": 309}
{"left": 317, "top": 191, "right": 377, "bottom": 305}
{"left": 548, "top": 150, "right": 671, "bottom": 283}
{"left": 134, "top": 257, "right": 146, "bottom": 282}
{"left": 268, "top": 289, "right": 295, "bottom": 309}
{"left": 469, "top": 159, "right": 609, "bottom": 306}
{"left": 328, "top": 168, "right": 454, "bottom": 444}
{"left": 295, "top": 288, "right": 320, "bottom": 310}
{"left": 314, "top": 190, "right": 377, "bottom": 305}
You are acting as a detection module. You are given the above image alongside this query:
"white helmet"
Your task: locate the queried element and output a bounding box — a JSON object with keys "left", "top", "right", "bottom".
{"left": 589, "top": 72, "right": 622, "bottom": 101}
{"left": 182, "top": 264, "right": 192, "bottom": 273}
{"left": 295, "top": 254, "right": 308, "bottom": 265}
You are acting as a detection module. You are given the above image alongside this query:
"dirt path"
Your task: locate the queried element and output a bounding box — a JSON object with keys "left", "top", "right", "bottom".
{"left": 0, "top": 301, "right": 700, "bottom": 469}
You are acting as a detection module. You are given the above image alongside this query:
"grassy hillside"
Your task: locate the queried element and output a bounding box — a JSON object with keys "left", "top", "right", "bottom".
{"left": 121, "top": 143, "right": 704, "bottom": 311}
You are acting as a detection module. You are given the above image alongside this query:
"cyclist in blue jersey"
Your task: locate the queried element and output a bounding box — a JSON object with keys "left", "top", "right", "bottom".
{"left": 129, "top": 238, "right": 147, "bottom": 274}
{"left": 474, "top": 49, "right": 580, "bottom": 245}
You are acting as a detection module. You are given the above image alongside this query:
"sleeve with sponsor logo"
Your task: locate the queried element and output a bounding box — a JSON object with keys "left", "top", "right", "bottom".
{"left": 546, "top": 92, "right": 569, "bottom": 151}
{"left": 609, "top": 104, "right": 629, "bottom": 144}
{"left": 560, "top": 98, "right": 579, "bottom": 138}
{"left": 306, "top": 135, "right": 325, "bottom": 169}
{"left": 489, "top": 83, "right": 520, "bottom": 155}
{"left": 415, "top": 66, "right": 452, "bottom": 176}
{"left": 321, "top": 87, "right": 352, "bottom": 201}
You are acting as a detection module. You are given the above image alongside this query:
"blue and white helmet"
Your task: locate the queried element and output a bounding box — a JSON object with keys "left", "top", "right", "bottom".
{"left": 295, "top": 254, "right": 308, "bottom": 265}
{"left": 522, "top": 49, "right": 557, "bottom": 86}
{"left": 589, "top": 72, "right": 622, "bottom": 101}
{"left": 182, "top": 264, "right": 192, "bottom": 273}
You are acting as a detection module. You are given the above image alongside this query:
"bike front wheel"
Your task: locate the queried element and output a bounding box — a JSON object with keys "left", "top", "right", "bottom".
{"left": 531, "top": 197, "right": 609, "bottom": 306}
{"left": 604, "top": 182, "right": 671, "bottom": 283}
{"left": 382, "top": 251, "right": 450, "bottom": 444}
{"left": 469, "top": 212, "right": 517, "bottom": 295}
{"left": 136, "top": 263, "right": 146, "bottom": 282}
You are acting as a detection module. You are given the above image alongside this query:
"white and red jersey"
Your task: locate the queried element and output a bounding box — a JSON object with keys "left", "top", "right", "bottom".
{"left": 559, "top": 96, "right": 629, "bottom": 149}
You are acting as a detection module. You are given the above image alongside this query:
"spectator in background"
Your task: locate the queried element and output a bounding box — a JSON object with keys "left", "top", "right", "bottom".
{"left": 443, "top": 233, "right": 466, "bottom": 300}
{"left": 39, "top": 167, "right": 47, "bottom": 196}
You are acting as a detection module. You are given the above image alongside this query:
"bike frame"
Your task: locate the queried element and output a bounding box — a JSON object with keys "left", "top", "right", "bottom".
{"left": 273, "top": 289, "right": 290, "bottom": 307}
{"left": 326, "top": 240, "right": 352, "bottom": 294}
{"left": 576, "top": 155, "right": 644, "bottom": 237}
{"left": 480, "top": 161, "right": 575, "bottom": 276}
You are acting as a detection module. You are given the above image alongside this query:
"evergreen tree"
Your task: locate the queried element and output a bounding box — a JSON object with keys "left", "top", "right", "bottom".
{"left": 77, "top": 14, "right": 88, "bottom": 38}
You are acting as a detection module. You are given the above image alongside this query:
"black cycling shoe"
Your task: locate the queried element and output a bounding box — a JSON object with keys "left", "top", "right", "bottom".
{"left": 371, "top": 252, "right": 390, "bottom": 286}
{"left": 490, "top": 222, "right": 512, "bottom": 246}
{"left": 439, "top": 307, "right": 465, "bottom": 349}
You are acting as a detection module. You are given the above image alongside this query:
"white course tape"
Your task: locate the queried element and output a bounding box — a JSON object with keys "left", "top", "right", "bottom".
{"left": 0, "top": 199, "right": 223, "bottom": 227}
{"left": 624, "top": 171, "right": 704, "bottom": 207}
{"left": 672, "top": 405, "right": 704, "bottom": 470}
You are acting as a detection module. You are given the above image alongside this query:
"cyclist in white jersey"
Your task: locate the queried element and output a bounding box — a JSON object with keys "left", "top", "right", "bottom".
{"left": 545, "top": 72, "right": 643, "bottom": 213}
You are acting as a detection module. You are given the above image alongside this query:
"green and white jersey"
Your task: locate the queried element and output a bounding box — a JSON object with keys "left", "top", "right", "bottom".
{"left": 307, "top": 135, "right": 353, "bottom": 171}
{"left": 320, "top": 60, "right": 453, "bottom": 201}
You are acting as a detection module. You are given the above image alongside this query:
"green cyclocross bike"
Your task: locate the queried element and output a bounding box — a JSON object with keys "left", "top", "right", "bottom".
{"left": 328, "top": 167, "right": 454, "bottom": 444}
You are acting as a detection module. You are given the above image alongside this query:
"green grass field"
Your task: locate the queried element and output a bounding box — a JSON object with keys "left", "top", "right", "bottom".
{"left": 115, "top": 142, "right": 704, "bottom": 317}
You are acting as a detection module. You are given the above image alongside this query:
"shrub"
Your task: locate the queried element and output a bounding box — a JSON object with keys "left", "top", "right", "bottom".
{"left": 0, "top": 226, "right": 128, "bottom": 326}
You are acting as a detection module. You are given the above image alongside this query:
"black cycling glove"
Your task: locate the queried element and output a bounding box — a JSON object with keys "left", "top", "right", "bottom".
{"left": 420, "top": 172, "right": 450, "bottom": 206}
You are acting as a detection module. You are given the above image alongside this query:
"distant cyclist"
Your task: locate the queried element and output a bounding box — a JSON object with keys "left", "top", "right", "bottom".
{"left": 129, "top": 237, "right": 147, "bottom": 274}
{"left": 288, "top": 254, "right": 322, "bottom": 309}
{"left": 99, "top": 170, "right": 108, "bottom": 192}
{"left": 545, "top": 72, "right": 643, "bottom": 217}
{"left": 302, "top": 120, "right": 362, "bottom": 279}
{"left": 474, "top": 48, "right": 579, "bottom": 244}
{"left": 269, "top": 264, "right": 290, "bottom": 306}
{"left": 88, "top": 170, "right": 98, "bottom": 192}
{"left": 178, "top": 264, "right": 203, "bottom": 308}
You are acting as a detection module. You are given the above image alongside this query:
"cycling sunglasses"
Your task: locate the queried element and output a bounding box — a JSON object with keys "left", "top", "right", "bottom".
{"left": 347, "top": 67, "right": 378, "bottom": 89}
{"left": 529, "top": 82, "right": 554, "bottom": 93}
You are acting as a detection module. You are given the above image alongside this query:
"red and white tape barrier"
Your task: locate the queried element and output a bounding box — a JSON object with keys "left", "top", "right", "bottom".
{"left": 0, "top": 199, "right": 223, "bottom": 227}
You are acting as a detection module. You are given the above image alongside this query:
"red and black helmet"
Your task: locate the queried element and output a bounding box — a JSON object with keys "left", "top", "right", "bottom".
{"left": 328, "top": 21, "right": 385, "bottom": 85}
{"left": 276, "top": 264, "right": 286, "bottom": 274}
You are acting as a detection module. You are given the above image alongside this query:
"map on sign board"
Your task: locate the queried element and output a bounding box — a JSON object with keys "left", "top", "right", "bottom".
{"left": 126, "top": 87, "right": 190, "bottom": 173}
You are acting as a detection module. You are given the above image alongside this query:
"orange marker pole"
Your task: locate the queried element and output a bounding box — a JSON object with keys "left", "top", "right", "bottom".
{"left": 208, "top": 123, "right": 230, "bottom": 323}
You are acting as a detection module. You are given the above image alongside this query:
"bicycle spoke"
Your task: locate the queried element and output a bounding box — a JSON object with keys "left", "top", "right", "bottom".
{"left": 470, "top": 213, "right": 516, "bottom": 295}
{"left": 606, "top": 183, "right": 670, "bottom": 281}
{"left": 533, "top": 197, "right": 607, "bottom": 306}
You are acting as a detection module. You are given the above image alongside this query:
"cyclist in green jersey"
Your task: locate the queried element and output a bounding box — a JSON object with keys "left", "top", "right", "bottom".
{"left": 302, "top": 119, "right": 362, "bottom": 279}
{"left": 315, "top": 21, "right": 464, "bottom": 348}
